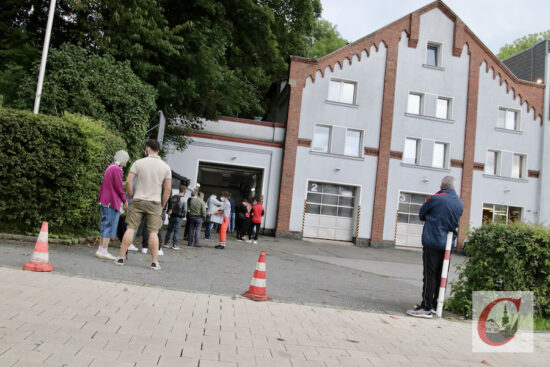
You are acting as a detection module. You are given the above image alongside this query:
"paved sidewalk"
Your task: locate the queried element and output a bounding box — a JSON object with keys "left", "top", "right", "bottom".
{"left": 1, "top": 268, "right": 548, "bottom": 367}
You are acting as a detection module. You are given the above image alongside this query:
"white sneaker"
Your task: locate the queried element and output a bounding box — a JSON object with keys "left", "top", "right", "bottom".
{"left": 151, "top": 261, "right": 161, "bottom": 270}
{"left": 128, "top": 244, "right": 138, "bottom": 251}
{"left": 96, "top": 250, "right": 116, "bottom": 260}
{"left": 246, "top": 240, "right": 251, "bottom": 244}
{"left": 253, "top": 240, "right": 258, "bottom": 244}
{"left": 158, "top": 249, "right": 164, "bottom": 256}
{"left": 141, "top": 248, "right": 148, "bottom": 254}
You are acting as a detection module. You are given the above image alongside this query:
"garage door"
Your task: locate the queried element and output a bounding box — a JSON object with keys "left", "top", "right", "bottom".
{"left": 303, "top": 182, "right": 356, "bottom": 241}
{"left": 395, "top": 192, "right": 429, "bottom": 247}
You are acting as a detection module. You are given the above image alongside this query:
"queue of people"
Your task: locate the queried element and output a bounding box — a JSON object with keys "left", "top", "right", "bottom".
{"left": 96, "top": 139, "right": 266, "bottom": 270}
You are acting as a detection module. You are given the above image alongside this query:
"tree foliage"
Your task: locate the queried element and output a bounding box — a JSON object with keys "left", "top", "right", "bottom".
{"left": 307, "top": 19, "right": 348, "bottom": 59}
{"left": 0, "top": 0, "right": 325, "bottom": 147}
{"left": 497, "top": 30, "right": 550, "bottom": 60}
{"left": 12, "top": 44, "right": 156, "bottom": 160}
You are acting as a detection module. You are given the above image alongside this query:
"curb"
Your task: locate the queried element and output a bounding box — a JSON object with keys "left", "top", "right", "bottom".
{"left": 0, "top": 232, "right": 97, "bottom": 245}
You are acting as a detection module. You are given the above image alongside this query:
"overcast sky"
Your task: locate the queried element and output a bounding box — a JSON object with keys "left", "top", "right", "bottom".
{"left": 320, "top": 0, "right": 549, "bottom": 54}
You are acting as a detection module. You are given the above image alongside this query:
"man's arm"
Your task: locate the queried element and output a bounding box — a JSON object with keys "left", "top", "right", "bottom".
{"left": 126, "top": 172, "right": 136, "bottom": 201}
{"left": 162, "top": 178, "right": 172, "bottom": 208}
{"left": 419, "top": 196, "right": 435, "bottom": 221}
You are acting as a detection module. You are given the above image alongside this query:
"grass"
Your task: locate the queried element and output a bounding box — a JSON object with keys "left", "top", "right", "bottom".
{"left": 534, "top": 316, "right": 550, "bottom": 331}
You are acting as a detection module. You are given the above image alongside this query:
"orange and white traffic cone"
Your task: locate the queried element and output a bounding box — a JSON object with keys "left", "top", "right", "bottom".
{"left": 23, "top": 222, "right": 54, "bottom": 272}
{"left": 242, "top": 251, "right": 270, "bottom": 301}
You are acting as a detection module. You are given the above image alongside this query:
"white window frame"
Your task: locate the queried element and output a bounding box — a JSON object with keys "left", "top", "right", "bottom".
{"left": 485, "top": 150, "right": 501, "bottom": 176}
{"left": 312, "top": 125, "right": 332, "bottom": 153}
{"left": 436, "top": 96, "right": 452, "bottom": 120}
{"left": 432, "top": 141, "right": 450, "bottom": 169}
{"left": 426, "top": 41, "right": 442, "bottom": 68}
{"left": 403, "top": 138, "right": 420, "bottom": 165}
{"left": 344, "top": 128, "right": 363, "bottom": 157}
{"left": 496, "top": 107, "right": 521, "bottom": 131}
{"left": 482, "top": 203, "right": 523, "bottom": 224}
{"left": 327, "top": 78, "right": 357, "bottom": 105}
{"left": 407, "top": 92, "right": 424, "bottom": 115}
{"left": 511, "top": 153, "right": 527, "bottom": 179}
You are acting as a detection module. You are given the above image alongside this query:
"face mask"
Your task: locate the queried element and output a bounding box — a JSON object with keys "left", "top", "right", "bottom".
{"left": 221, "top": 197, "right": 226, "bottom": 201}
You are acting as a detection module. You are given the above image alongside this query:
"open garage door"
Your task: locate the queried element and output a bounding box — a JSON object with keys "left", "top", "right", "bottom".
{"left": 197, "top": 162, "right": 263, "bottom": 205}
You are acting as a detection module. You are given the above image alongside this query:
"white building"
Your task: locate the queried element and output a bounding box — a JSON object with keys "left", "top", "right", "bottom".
{"left": 166, "top": 1, "right": 548, "bottom": 247}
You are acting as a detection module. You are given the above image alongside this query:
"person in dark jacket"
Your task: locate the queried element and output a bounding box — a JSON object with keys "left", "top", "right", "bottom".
{"left": 162, "top": 185, "right": 188, "bottom": 250}
{"left": 407, "top": 176, "right": 464, "bottom": 319}
{"left": 236, "top": 200, "right": 251, "bottom": 241}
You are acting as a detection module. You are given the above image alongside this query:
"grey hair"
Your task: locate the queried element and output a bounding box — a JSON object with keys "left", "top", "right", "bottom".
{"left": 114, "top": 150, "right": 130, "bottom": 165}
{"left": 440, "top": 176, "right": 456, "bottom": 190}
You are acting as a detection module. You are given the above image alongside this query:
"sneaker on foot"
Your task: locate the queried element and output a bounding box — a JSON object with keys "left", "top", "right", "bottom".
{"left": 114, "top": 256, "right": 125, "bottom": 266}
{"left": 406, "top": 306, "right": 433, "bottom": 319}
{"left": 128, "top": 244, "right": 138, "bottom": 251}
{"left": 172, "top": 245, "right": 180, "bottom": 250}
{"left": 246, "top": 240, "right": 251, "bottom": 244}
{"left": 96, "top": 250, "right": 116, "bottom": 260}
{"left": 162, "top": 243, "right": 171, "bottom": 248}
{"left": 141, "top": 248, "right": 148, "bottom": 254}
{"left": 151, "top": 262, "right": 161, "bottom": 270}
{"left": 253, "top": 240, "right": 258, "bottom": 244}
{"left": 415, "top": 304, "right": 437, "bottom": 314}
{"left": 158, "top": 248, "right": 164, "bottom": 256}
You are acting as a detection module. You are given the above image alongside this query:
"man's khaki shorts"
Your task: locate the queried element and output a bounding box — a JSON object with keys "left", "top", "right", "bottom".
{"left": 126, "top": 199, "right": 163, "bottom": 233}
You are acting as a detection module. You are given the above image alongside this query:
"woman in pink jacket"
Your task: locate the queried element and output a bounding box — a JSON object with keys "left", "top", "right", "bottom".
{"left": 96, "top": 150, "right": 129, "bottom": 260}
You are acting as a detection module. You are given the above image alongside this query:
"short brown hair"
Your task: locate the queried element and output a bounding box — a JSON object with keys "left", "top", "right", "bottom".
{"left": 179, "top": 185, "right": 187, "bottom": 193}
{"left": 146, "top": 139, "right": 161, "bottom": 152}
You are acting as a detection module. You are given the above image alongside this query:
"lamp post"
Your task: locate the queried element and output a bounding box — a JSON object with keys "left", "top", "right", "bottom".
{"left": 33, "top": 0, "right": 57, "bottom": 114}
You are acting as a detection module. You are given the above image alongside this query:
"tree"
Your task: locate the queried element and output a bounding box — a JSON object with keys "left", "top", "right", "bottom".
{"left": 307, "top": 19, "right": 348, "bottom": 59}
{"left": 497, "top": 30, "right": 550, "bottom": 60}
{"left": 12, "top": 44, "right": 157, "bottom": 159}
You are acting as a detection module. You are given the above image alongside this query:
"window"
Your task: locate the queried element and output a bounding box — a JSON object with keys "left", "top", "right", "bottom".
{"left": 426, "top": 43, "right": 440, "bottom": 67}
{"left": 482, "top": 204, "right": 522, "bottom": 224}
{"left": 497, "top": 108, "right": 519, "bottom": 131}
{"left": 432, "top": 142, "right": 447, "bottom": 168}
{"left": 344, "top": 129, "right": 361, "bottom": 156}
{"left": 407, "top": 93, "right": 422, "bottom": 115}
{"left": 436, "top": 98, "right": 450, "bottom": 119}
{"left": 403, "top": 138, "right": 419, "bottom": 165}
{"left": 312, "top": 125, "right": 331, "bottom": 153}
{"left": 485, "top": 150, "right": 499, "bottom": 175}
{"left": 328, "top": 79, "right": 356, "bottom": 104}
{"left": 512, "top": 154, "right": 525, "bottom": 179}
{"left": 306, "top": 182, "right": 355, "bottom": 218}
{"left": 398, "top": 192, "right": 429, "bottom": 225}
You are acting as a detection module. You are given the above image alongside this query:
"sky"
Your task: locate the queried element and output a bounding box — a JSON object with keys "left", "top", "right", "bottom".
{"left": 320, "top": 0, "right": 549, "bottom": 54}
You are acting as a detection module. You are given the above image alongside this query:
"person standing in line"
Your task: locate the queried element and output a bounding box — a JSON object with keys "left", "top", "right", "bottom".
{"left": 163, "top": 184, "right": 188, "bottom": 250}
{"left": 187, "top": 191, "right": 206, "bottom": 247}
{"left": 235, "top": 199, "right": 251, "bottom": 241}
{"left": 182, "top": 192, "right": 194, "bottom": 241}
{"left": 407, "top": 176, "right": 464, "bottom": 319}
{"left": 215, "top": 192, "right": 231, "bottom": 249}
{"left": 205, "top": 193, "right": 222, "bottom": 239}
{"left": 228, "top": 193, "right": 236, "bottom": 233}
{"left": 116, "top": 139, "right": 171, "bottom": 270}
{"left": 247, "top": 198, "right": 264, "bottom": 244}
{"left": 96, "top": 150, "right": 129, "bottom": 260}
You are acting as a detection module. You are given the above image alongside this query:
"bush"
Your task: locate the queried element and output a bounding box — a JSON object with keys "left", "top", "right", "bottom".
{"left": 0, "top": 107, "right": 126, "bottom": 236}
{"left": 446, "top": 223, "right": 550, "bottom": 318}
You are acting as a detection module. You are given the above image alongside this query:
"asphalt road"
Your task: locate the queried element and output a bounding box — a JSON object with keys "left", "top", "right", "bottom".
{"left": 0, "top": 233, "right": 466, "bottom": 315}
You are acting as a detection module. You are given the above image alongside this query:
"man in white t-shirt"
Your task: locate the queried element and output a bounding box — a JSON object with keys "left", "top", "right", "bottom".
{"left": 115, "top": 139, "right": 172, "bottom": 270}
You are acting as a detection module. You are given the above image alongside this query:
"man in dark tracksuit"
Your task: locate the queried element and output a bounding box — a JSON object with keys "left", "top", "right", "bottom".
{"left": 407, "top": 176, "right": 464, "bottom": 319}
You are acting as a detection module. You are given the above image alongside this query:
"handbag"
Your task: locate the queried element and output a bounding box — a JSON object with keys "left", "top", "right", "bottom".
{"left": 210, "top": 212, "right": 223, "bottom": 224}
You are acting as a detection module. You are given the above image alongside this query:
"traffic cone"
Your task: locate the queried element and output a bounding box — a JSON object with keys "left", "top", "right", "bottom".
{"left": 242, "top": 251, "right": 270, "bottom": 301}
{"left": 23, "top": 222, "right": 54, "bottom": 272}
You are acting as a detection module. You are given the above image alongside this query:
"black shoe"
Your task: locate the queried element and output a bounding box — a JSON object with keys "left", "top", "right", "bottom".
{"left": 214, "top": 245, "right": 221, "bottom": 249}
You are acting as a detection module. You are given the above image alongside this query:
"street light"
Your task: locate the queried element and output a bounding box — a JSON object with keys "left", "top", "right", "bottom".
{"left": 33, "top": 0, "right": 57, "bottom": 114}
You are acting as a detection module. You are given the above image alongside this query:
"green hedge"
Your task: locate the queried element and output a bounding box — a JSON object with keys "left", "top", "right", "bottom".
{"left": 446, "top": 223, "right": 550, "bottom": 318}
{"left": 0, "top": 107, "right": 126, "bottom": 236}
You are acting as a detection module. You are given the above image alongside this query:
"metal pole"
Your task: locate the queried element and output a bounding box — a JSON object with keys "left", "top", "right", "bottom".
{"left": 436, "top": 231, "right": 453, "bottom": 318}
{"left": 157, "top": 110, "right": 166, "bottom": 146}
{"left": 33, "top": 0, "right": 57, "bottom": 114}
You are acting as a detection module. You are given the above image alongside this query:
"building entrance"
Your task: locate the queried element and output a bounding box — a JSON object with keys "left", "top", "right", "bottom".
{"left": 197, "top": 162, "right": 263, "bottom": 205}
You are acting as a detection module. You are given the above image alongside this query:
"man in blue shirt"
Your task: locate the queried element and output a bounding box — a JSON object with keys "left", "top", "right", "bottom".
{"left": 407, "top": 176, "right": 464, "bottom": 319}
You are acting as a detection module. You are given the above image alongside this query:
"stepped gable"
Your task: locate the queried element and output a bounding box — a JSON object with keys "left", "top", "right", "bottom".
{"left": 289, "top": 0, "right": 544, "bottom": 121}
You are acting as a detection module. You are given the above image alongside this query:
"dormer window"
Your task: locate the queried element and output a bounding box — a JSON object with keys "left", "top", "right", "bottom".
{"left": 328, "top": 79, "right": 356, "bottom": 105}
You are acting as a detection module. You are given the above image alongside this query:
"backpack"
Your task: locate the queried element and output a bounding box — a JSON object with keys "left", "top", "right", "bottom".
{"left": 170, "top": 195, "right": 187, "bottom": 217}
